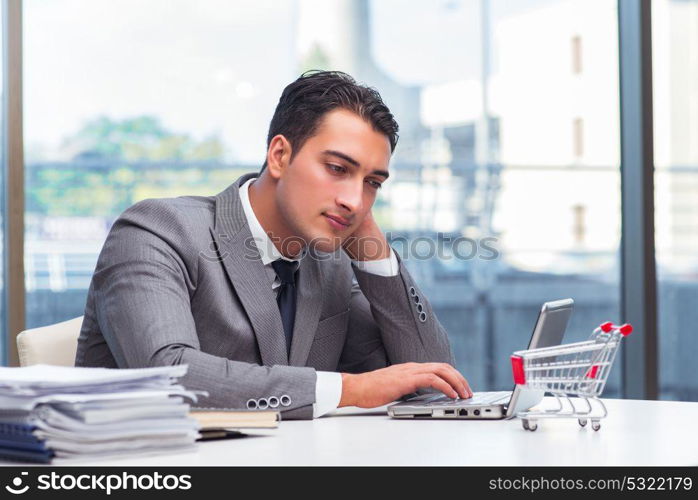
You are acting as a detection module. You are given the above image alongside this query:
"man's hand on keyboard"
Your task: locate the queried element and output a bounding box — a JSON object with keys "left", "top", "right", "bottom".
{"left": 338, "top": 362, "right": 473, "bottom": 408}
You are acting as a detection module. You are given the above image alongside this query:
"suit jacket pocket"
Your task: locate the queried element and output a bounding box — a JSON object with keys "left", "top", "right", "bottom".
{"left": 314, "top": 309, "right": 350, "bottom": 340}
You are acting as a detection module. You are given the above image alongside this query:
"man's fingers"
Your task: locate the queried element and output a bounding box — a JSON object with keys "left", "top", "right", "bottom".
{"left": 448, "top": 367, "right": 472, "bottom": 397}
{"left": 432, "top": 365, "right": 468, "bottom": 399}
{"left": 464, "top": 379, "right": 473, "bottom": 398}
{"left": 391, "top": 362, "right": 474, "bottom": 399}
{"left": 414, "top": 373, "right": 458, "bottom": 399}
{"left": 442, "top": 366, "right": 472, "bottom": 398}
{"left": 442, "top": 365, "right": 473, "bottom": 398}
{"left": 416, "top": 363, "right": 469, "bottom": 399}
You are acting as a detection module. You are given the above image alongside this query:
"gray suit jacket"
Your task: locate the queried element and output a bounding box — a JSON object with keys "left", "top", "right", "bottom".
{"left": 75, "top": 172, "right": 454, "bottom": 419}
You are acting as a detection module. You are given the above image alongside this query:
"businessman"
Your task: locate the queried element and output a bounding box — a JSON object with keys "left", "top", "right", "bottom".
{"left": 76, "top": 70, "right": 472, "bottom": 419}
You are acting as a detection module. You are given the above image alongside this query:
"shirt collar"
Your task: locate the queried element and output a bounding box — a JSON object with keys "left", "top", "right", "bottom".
{"left": 238, "top": 177, "right": 306, "bottom": 266}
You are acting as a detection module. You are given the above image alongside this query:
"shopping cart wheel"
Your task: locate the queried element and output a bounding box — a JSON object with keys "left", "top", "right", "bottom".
{"left": 522, "top": 419, "right": 537, "bottom": 431}
{"left": 578, "top": 419, "right": 587, "bottom": 427}
{"left": 591, "top": 420, "right": 601, "bottom": 431}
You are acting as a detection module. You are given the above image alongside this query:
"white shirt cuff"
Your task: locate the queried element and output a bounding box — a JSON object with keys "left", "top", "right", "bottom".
{"left": 312, "top": 371, "right": 343, "bottom": 418}
{"left": 351, "top": 248, "right": 399, "bottom": 277}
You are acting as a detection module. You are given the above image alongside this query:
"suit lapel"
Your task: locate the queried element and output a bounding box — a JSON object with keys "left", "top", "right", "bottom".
{"left": 212, "top": 173, "right": 289, "bottom": 366}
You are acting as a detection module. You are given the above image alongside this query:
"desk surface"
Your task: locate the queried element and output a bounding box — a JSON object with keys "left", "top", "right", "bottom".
{"left": 45, "top": 397, "right": 698, "bottom": 467}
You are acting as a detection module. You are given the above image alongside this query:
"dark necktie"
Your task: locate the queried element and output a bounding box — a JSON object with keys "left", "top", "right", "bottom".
{"left": 271, "top": 259, "right": 298, "bottom": 357}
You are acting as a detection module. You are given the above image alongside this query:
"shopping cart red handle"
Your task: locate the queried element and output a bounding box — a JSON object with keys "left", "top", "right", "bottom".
{"left": 511, "top": 355, "right": 525, "bottom": 385}
{"left": 600, "top": 322, "right": 633, "bottom": 336}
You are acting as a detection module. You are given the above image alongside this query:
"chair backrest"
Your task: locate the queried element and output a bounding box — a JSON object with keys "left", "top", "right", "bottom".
{"left": 16, "top": 316, "right": 84, "bottom": 367}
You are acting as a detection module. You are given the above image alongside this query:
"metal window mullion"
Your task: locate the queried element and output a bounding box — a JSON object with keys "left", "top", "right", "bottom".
{"left": 618, "top": 0, "right": 658, "bottom": 400}
{"left": 2, "top": 0, "right": 24, "bottom": 366}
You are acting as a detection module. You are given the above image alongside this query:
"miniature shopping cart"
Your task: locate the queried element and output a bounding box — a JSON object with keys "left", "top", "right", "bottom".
{"left": 510, "top": 322, "right": 633, "bottom": 432}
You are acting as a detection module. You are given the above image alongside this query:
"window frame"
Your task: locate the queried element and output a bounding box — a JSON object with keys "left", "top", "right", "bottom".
{"left": 618, "top": 0, "right": 658, "bottom": 400}
{"left": 2, "top": 0, "right": 25, "bottom": 366}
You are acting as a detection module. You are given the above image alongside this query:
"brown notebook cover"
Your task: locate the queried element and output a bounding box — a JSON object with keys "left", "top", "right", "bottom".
{"left": 190, "top": 409, "right": 280, "bottom": 440}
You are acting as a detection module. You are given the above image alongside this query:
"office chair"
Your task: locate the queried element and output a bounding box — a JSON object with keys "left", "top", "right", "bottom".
{"left": 16, "top": 316, "right": 83, "bottom": 367}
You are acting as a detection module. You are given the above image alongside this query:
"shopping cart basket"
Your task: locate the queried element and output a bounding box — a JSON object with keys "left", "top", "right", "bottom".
{"left": 510, "top": 321, "right": 632, "bottom": 431}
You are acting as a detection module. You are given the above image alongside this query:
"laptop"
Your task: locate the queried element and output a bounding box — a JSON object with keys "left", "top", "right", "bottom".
{"left": 388, "top": 298, "right": 574, "bottom": 420}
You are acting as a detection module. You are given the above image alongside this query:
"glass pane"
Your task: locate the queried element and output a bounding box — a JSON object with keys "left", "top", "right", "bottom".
{"left": 24, "top": 0, "right": 622, "bottom": 395}
{"left": 23, "top": 0, "right": 298, "bottom": 327}
{"left": 377, "top": 0, "right": 621, "bottom": 394}
{"left": 653, "top": 0, "right": 698, "bottom": 401}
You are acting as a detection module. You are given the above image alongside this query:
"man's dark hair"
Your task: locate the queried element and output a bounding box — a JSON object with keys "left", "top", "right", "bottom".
{"left": 261, "top": 70, "right": 399, "bottom": 171}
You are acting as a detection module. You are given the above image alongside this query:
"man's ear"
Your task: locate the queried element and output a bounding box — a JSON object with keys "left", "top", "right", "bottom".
{"left": 266, "top": 135, "right": 292, "bottom": 180}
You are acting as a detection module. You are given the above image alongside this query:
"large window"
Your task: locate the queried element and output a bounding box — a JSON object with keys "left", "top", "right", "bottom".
{"left": 653, "top": 0, "right": 698, "bottom": 401}
{"left": 22, "top": 0, "right": 623, "bottom": 394}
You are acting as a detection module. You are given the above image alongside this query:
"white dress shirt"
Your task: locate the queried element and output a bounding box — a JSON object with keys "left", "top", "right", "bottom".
{"left": 238, "top": 177, "right": 398, "bottom": 417}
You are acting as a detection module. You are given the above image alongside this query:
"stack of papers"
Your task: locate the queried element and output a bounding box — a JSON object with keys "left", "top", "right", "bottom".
{"left": 0, "top": 364, "right": 201, "bottom": 463}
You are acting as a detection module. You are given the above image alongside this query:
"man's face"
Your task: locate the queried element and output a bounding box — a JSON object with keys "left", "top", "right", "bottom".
{"left": 273, "top": 108, "right": 392, "bottom": 253}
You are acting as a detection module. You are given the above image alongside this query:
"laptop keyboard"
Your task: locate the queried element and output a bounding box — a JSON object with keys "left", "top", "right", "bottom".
{"left": 420, "top": 391, "right": 511, "bottom": 406}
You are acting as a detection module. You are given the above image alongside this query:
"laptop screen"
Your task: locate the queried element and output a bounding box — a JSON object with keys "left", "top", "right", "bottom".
{"left": 505, "top": 299, "right": 573, "bottom": 408}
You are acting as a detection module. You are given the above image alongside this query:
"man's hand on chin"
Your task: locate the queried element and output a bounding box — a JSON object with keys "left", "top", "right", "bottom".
{"left": 341, "top": 211, "right": 391, "bottom": 262}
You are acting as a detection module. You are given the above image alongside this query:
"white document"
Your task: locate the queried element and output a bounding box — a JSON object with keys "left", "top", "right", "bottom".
{"left": 0, "top": 387, "right": 201, "bottom": 411}
{"left": 55, "top": 397, "right": 188, "bottom": 424}
{"left": 34, "top": 406, "right": 198, "bottom": 439}
{"left": 46, "top": 435, "right": 197, "bottom": 454}
{"left": 52, "top": 443, "right": 198, "bottom": 460}
{"left": 0, "top": 364, "right": 188, "bottom": 391}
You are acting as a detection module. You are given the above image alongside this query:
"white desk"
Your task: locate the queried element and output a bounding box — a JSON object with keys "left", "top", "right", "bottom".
{"left": 55, "top": 398, "right": 698, "bottom": 466}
